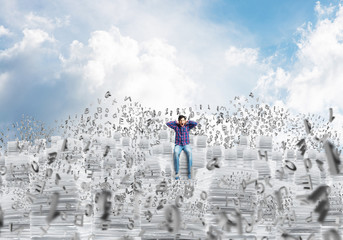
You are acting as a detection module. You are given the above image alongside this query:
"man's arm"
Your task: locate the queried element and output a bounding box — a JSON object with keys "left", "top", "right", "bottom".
{"left": 166, "top": 120, "right": 178, "bottom": 130}
{"left": 186, "top": 120, "right": 197, "bottom": 130}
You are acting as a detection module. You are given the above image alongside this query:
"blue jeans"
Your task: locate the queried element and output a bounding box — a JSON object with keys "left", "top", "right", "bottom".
{"left": 173, "top": 144, "right": 192, "bottom": 176}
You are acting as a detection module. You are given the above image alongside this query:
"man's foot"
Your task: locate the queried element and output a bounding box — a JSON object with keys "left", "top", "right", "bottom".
{"left": 188, "top": 174, "right": 191, "bottom": 180}
{"left": 175, "top": 176, "right": 180, "bottom": 180}
{"left": 175, "top": 173, "right": 180, "bottom": 180}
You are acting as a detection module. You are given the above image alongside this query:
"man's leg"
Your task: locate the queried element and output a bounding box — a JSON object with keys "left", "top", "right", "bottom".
{"left": 173, "top": 145, "right": 182, "bottom": 179}
{"left": 184, "top": 144, "right": 193, "bottom": 179}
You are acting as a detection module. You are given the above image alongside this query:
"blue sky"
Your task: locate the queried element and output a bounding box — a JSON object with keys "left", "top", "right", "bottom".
{"left": 1, "top": 0, "right": 343, "bottom": 129}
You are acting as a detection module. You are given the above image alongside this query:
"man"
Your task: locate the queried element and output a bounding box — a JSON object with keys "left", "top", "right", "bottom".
{"left": 166, "top": 115, "right": 197, "bottom": 180}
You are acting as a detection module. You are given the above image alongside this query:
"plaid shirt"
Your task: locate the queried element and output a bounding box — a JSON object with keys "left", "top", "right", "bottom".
{"left": 166, "top": 120, "right": 197, "bottom": 146}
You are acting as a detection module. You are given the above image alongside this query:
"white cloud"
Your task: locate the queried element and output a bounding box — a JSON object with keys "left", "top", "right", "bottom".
{"left": 24, "top": 12, "right": 70, "bottom": 31}
{"left": 61, "top": 26, "right": 200, "bottom": 110}
{"left": 19, "top": 28, "right": 55, "bottom": 49}
{"left": 225, "top": 46, "right": 259, "bottom": 67}
{"left": 315, "top": 1, "right": 335, "bottom": 17}
{"left": 254, "top": 67, "right": 290, "bottom": 103}
{"left": 0, "top": 25, "right": 12, "bottom": 37}
{"left": 255, "top": 2, "right": 343, "bottom": 115}
{"left": 0, "top": 27, "right": 59, "bottom": 98}
{"left": 0, "top": 28, "right": 55, "bottom": 58}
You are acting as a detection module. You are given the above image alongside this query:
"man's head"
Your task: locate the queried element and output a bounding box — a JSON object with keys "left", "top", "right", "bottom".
{"left": 178, "top": 115, "right": 186, "bottom": 127}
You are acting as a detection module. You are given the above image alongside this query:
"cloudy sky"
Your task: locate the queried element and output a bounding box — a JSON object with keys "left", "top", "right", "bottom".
{"left": 0, "top": 0, "right": 342, "bottom": 127}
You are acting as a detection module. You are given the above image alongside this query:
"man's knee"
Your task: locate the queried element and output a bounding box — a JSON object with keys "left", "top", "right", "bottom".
{"left": 174, "top": 146, "right": 181, "bottom": 156}
{"left": 184, "top": 146, "right": 192, "bottom": 154}
{"left": 173, "top": 147, "right": 178, "bottom": 154}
